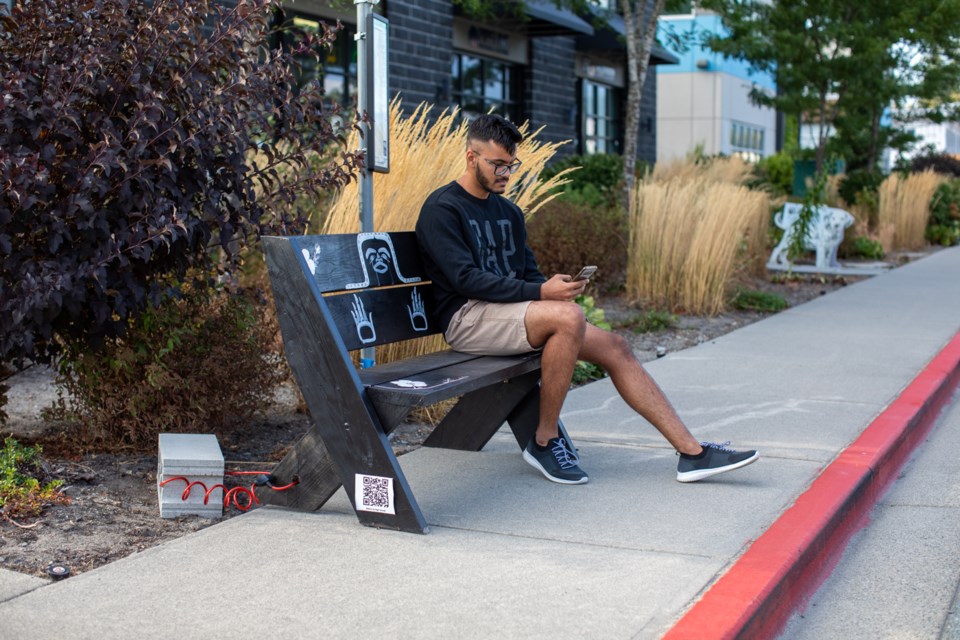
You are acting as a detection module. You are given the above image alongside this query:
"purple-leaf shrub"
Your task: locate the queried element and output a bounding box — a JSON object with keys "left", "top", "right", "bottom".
{"left": 0, "top": 0, "right": 364, "bottom": 366}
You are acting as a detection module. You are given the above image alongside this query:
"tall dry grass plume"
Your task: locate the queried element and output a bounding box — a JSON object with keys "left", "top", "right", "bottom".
{"left": 323, "top": 99, "right": 573, "bottom": 376}
{"left": 877, "top": 170, "right": 946, "bottom": 251}
{"left": 628, "top": 157, "right": 770, "bottom": 315}
{"left": 651, "top": 154, "right": 755, "bottom": 186}
{"left": 323, "top": 98, "right": 574, "bottom": 234}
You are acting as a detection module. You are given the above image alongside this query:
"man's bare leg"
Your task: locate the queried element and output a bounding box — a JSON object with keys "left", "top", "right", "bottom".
{"left": 524, "top": 300, "right": 585, "bottom": 446}
{"left": 578, "top": 323, "right": 702, "bottom": 455}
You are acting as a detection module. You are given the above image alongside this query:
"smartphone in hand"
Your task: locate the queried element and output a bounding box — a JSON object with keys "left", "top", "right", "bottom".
{"left": 573, "top": 265, "right": 598, "bottom": 281}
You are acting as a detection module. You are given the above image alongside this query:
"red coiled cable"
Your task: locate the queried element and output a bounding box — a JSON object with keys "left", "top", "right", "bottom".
{"left": 159, "top": 470, "right": 297, "bottom": 512}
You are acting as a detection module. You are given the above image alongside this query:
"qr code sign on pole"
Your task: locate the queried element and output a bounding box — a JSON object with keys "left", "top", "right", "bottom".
{"left": 355, "top": 474, "right": 395, "bottom": 515}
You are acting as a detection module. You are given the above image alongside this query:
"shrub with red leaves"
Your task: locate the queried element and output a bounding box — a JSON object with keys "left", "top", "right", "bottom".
{"left": 0, "top": 0, "right": 364, "bottom": 366}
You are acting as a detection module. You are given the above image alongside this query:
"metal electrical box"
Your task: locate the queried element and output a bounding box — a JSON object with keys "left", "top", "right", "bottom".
{"left": 157, "top": 434, "right": 224, "bottom": 518}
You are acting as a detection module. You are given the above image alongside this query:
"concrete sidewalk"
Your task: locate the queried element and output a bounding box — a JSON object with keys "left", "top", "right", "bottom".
{"left": 2, "top": 247, "right": 959, "bottom": 640}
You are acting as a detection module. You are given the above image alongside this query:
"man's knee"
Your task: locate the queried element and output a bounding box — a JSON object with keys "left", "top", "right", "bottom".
{"left": 526, "top": 301, "right": 586, "bottom": 345}
{"left": 554, "top": 301, "right": 586, "bottom": 335}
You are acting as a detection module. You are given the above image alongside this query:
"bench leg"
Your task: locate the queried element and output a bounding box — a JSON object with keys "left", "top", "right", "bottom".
{"left": 260, "top": 237, "right": 429, "bottom": 533}
{"left": 253, "top": 411, "right": 430, "bottom": 533}
{"left": 254, "top": 424, "right": 342, "bottom": 512}
{"left": 423, "top": 370, "right": 541, "bottom": 451}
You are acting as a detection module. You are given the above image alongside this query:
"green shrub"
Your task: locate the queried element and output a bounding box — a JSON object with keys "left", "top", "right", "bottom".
{"left": 0, "top": 437, "right": 68, "bottom": 520}
{"left": 623, "top": 310, "right": 677, "bottom": 333}
{"left": 838, "top": 169, "right": 885, "bottom": 207}
{"left": 46, "top": 285, "right": 283, "bottom": 451}
{"left": 572, "top": 296, "right": 610, "bottom": 385}
{"left": 849, "top": 236, "right": 886, "bottom": 259}
{"left": 926, "top": 180, "right": 960, "bottom": 246}
{"left": 754, "top": 152, "right": 794, "bottom": 195}
{"left": 927, "top": 224, "right": 960, "bottom": 246}
{"left": 527, "top": 199, "right": 628, "bottom": 294}
{"left": 731, "top": 288, "right": 788, "bottom": 313}
{"left": 541, "top": 153, "right": 626, "bottom": 207}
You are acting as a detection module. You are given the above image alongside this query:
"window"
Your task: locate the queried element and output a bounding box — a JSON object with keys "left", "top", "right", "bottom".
{"left": 581, "top": 80, "right": 620, "bottom": 155}
{"left": 729, "top": 121, "right": 765, "bottom": 162}
{"left": 947, "top": 126, "right": 960, "bottom": 155}
{"left": 451, "top": 53, "right": 520, "bottom": 122}
{"left": 272, "top": 11, "right": 357, "bottom": 108}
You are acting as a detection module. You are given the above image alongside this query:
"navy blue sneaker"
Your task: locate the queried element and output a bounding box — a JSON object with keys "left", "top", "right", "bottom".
{"left": 522, "top": 436, "right": 588, "bottom": 484}
{"left": 676, "top": 441, "right": 759, "bottom": 483}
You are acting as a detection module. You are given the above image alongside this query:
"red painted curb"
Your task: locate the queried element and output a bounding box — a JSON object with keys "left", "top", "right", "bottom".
{"left": 663, "top": 331, "right": 960, "bottom": 640}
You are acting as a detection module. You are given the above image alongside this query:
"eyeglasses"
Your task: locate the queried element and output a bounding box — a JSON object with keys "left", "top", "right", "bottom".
{"left": 477, "top": 155, "right": 523, "bottom": 177}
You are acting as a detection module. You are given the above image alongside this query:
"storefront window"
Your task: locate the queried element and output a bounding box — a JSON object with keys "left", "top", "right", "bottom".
{"left": 451, "top": 53, "right": 519, "bottom": 121}
{"left": 581, "top": 80, "right": 620, "bottom": 155}
{"left": 272, "top": 11, "right": 357, "bottom": 108}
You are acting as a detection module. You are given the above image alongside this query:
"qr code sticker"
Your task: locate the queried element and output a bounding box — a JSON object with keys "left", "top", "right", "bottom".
{"left": 355, "top": 474, "right": 395, "bottom": 515}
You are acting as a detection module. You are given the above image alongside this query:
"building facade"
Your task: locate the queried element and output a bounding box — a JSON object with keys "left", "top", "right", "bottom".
{"left": 274, "top": 0, "right": 676, "bottom": 163}
{"left": 3, "top": 0, "right": 672, "bottom": 162}
{"left": 656, "top": 10, "right": 777, "bottom": 163}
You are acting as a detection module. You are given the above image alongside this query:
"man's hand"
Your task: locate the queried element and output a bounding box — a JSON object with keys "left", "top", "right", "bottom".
{"left": 540, "top": 274, "right": 587, "bottom": 302}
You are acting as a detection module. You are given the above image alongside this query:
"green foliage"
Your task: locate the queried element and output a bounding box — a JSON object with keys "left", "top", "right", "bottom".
{"left": 542, "top": 153, "right": 627, "bottom": 208}
{"left": 0, "top": 0, "right": 363, "bottom": 367}
{"left": 0, "top": 437, "right": 68, "bottom": 519}
{"left": 788, "top": 163, "right": 833, "bottom": 262}
{"left": 527, "top": 198, "right": 628, "bottom": 293}
{"left": 731, "top": 288, "right": 788, "bottom": 313}
{"left": 754, "top": 152, "right": 794, "bottom": 195}
{"left": 702, "top": 0, "right": 960, "bottom": 174}
{"left": 575, "top": 295, "right": 612, "bottom": 331}
{"left": 849, "top": 236, "right": 886, "bottom": 259}
{"left": 782, "top": 114, "right": 800, "bottom": 155}
{"left": 838, "top": 169, "right": 885, "bottom": 207}
{"left": 46, "top": 285, "right": 283, "bottom": 451}
{"left": 572, "top": 295, "right": 610, "bottom": 385}
{"left": 926, "top": 180, "right": 960, "bottom": 246}
{"left": 623, "top": 310, "right": 678, "bottom": 334}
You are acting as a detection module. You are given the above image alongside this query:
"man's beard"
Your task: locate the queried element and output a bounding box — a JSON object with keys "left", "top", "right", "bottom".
{"left": 475, "top": 165, "right": 507, "bottom": 194}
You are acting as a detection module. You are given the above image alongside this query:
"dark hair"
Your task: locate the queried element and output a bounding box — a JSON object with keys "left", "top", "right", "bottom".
{"left": 466, "top": 114, "right": 523, "bottom": 155}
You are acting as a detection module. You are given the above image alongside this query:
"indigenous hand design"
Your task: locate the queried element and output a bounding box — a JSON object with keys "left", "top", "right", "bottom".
{"left": 407, "top": 287, "right": 428, "bottom": 332}
{"left": 350, "top": 295, "right": 376, "bottom": 344}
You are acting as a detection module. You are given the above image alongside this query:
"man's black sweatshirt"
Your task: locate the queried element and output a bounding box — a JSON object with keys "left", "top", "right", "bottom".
{"left": 415, "top": 181, "right": 546, "bottom": 333}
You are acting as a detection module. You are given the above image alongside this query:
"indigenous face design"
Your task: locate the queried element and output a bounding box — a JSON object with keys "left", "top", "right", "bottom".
{"left": 364, "top": 243, "right": 392, "bottom": 275}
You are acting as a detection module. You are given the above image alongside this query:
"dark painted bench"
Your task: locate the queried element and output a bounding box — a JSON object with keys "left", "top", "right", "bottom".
{"left": 255, "top": 232, "right": 570, "bottom": 533}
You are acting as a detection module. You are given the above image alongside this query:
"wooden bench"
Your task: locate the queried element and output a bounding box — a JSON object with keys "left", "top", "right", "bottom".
{"left": 767, "top": 202, "right": 855, "bottom": 271}
{"left": 255, "top": 232, "right": 571, "bottom": 533}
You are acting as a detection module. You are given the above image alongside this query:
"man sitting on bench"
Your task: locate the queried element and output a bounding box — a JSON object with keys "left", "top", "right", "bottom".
{"left": 415, "top": 114, "right": 759, "bottom": 485}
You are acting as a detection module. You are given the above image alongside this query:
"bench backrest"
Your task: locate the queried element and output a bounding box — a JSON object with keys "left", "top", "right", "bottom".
{"left": 266, "top": 232, "right": 441, "bottom": 351}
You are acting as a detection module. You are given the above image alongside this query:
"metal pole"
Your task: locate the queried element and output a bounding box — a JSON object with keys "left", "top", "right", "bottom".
{"left": 356, "top": 0, "right": 377, "bottom": 368}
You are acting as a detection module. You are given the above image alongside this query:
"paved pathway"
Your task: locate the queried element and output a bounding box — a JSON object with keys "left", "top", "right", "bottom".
{"left": 1, "top": 246, "right": 959, "bottom": 639}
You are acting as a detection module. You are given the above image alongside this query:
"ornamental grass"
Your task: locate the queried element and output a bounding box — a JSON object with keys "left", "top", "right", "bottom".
{"left": 627, "top": 158, "right": 771, "bottom": 316}
{"left": 877, "top": 170, "right": 946, "bottom": 251}
{"left": 322, "top": 98, "right": 574, "bottom": 234}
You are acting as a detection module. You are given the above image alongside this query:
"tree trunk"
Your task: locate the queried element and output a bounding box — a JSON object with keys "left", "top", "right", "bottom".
{"left": 621, "top": 0, "right": 666, "bottom": 212}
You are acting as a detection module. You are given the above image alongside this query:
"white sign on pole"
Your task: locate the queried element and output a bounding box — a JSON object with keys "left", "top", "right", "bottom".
{"left": 367, "top": 13, "right": 390, "bottom": 173}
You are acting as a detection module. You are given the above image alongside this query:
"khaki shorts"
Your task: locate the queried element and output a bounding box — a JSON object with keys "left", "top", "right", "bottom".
{"left": 444, "top": 300, "right": 541, "bottom": 356}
